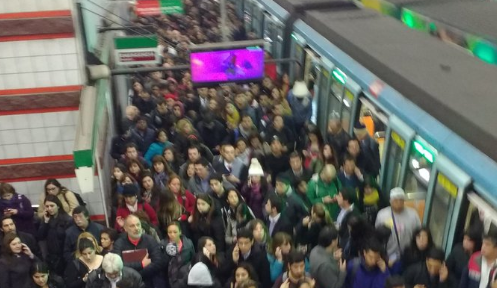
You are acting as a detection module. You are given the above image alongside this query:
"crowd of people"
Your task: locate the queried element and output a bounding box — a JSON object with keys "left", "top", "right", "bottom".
{"left": 0, "top": 1, "right": 495, "bottom": 288}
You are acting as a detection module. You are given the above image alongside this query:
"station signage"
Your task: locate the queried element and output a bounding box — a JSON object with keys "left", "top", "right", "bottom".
{"left": 114, "top": 36, "right": 160, "bottom": 66}
{"left": 136, "top": 0, "right": 184, "bottom": 16}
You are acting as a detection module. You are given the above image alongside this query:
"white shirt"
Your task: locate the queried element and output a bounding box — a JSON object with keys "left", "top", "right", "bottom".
{"left": 480, "top": 258, "right": 497, "bottom": 288}
{"left": 106, "top": 274, "right": 122, "bottom": 288}
{"left": 337, "top": 204, "right": 354, "bottom": 228}
{"left": 268, "top": 213, "right": 281, "bottom": 236}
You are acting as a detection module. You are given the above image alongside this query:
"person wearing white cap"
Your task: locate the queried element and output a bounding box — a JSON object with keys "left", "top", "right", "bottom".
{"left": 287, "top": 80, "right": 312, "bottom": 132}
{"left": 375, "top": 187, "right": 421, "bottom": 266}
{"left": 240, "top": 158, "right": 269, "bottom": 219}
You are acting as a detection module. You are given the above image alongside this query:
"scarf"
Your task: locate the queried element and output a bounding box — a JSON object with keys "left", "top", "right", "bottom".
{"left": 126, "top": 202, "right": 138, "bottom": 212}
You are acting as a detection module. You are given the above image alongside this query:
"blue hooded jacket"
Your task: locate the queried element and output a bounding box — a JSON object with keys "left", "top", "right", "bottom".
{"left": 345, "top": 258, "right": 390, "bottom": 288}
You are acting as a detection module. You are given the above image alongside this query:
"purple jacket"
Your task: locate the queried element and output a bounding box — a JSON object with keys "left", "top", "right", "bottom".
{"left": 0, "top": 193, "right": 35, "bottom": 236}
{"left": 240, "top": 182, "right": 270, "bottom": 219}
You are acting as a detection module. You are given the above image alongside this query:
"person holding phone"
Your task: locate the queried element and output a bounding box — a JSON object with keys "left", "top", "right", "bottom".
{"left": 403, "top": 247, "right": 456, "bottom": 288}
{"left": 0, "top": 232, "right": 38, "bottom": 288}
{"left": 0, "top": 182, "right": 36, "bottom": 236}
{"left": 64, "top": 238, "right": 103, "bottom": 288}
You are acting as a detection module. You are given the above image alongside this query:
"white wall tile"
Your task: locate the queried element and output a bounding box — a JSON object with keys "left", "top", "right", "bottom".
{"left": 61, "top": 126, "right": 75, "bottom": 140}
{"left": 44, "top": 40, "right": 62, "bottom": 56}
{"left": 18, "top": 72, "right": 36, "bottom": 89}
{"left": 45, "top": 127, "right": 62, "bottom": 142}
{"left": 4, "top": 74, "right": 20, "bottom": 89}
{"left": 0, "top": 42, "right": 14, "bottom": 59}
{"left": 0, "top": 116, "right": 13, "bottom": 131}
{"left": 42, "top": 113, "right": 59, "bottom": 127}
{"left": 58, "top": 111, "right": 75, "bottom": 126}
{"left": 16, "top": 57, "right": 33, "bottom": 73}
{"left": 0, "top": 75, "right": 4, "bottom": 90}
{"left": 32, "top": 56, "right": 49, "bottom": 72}
{"left": 50, "top": 71, "right": 68, "bottom": 86}
{"left": 35, "top": 72, "right": 52, "bottom": 87}
{"left": 48, "top": 141, "right": 64, "bottom": 156}
{"left": 3, "top": 144, "right": 20, "bottom": 159}
{"left": 18, "top": 143, "right": 35, "bottom": 158}
{"left": 47, "top": 55, "right": 65, "bottom": 71}
{"left": 11, "top": 114, "right": 30, "bottom": 129}
{"left": 59, "top": 38, "right": 76, "bottom": 54}
{"left": 1, "top": 130, "right": 17, "bottom": 145}
{"left": 0, "top": 147, "right": 5, "bottom": 159}
{"left": 15, "top": 129, "right": 32, "bottom": 144}
{"left": 34, "top": 143, "right": 50, "bottom": 156}
{"left": 13, "top": 41, "right": 30, "bottom": 57}
{"left": 28, "top": 114, "right": 45, "bottom": 129}
{"left": 63, "top": 140, "right": 74, "bottom": 154}
{"left": 30, "top": 128, "right": 48, "bottom": 143}
{"left": 62, "top": 54, "right": 79, "bottom": 70}
{"left": 65, "top": 70, "right": 81, "bottom": 85}
{"left": 2, "top": 58, "right": 18, "bottom": 74}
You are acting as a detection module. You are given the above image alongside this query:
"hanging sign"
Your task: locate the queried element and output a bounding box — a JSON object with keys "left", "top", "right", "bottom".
{"left": 114, "top": 36, "right": 160, "bottom": 66}
{"left": 136, "top": 0, "right": 184, "bottom": 16}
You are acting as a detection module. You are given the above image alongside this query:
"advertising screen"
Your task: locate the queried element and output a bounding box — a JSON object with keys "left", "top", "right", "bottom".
{"left": 190, "top": 46, "right": 264, "bottom": 85}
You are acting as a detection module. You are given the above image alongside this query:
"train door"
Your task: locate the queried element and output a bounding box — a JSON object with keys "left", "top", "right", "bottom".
{"left": 289, "top": 32, "right": 306, "bottom": 82}
{"left": 243, "top": 0, "right": 254, "bottom": 32}
{"left": 355, "top": 96, "right": 388, "bottom": 160}
{"left": 424, "top": 155, "right": 471, "bottom": 251}
{"left": 315, "top": 59, "right": 334, "bottom": 134}
{"left": 381, "top": 115, "right": 415, "bottom": 195}
{"left": 251, "top": 3, "right": 264, "bottom": 38}
{"left": 325, "top": 67, "right": 362, "bottom": 134}
{"left": 401, "top": 136, "right": 437, "bottom": 221}
{"left": 303, "top": 48, "right": 322, "bottom": 125}
{"left": 466, "top": 192, "right": 497, "bottom": 238}
{"left": 262, "top": 13, "right": 284, "bottom": 72}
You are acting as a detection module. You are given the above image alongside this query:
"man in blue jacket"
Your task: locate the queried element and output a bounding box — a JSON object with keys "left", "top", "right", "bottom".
{"left": 345, "top": 239, "right": 390, "bottom": 288}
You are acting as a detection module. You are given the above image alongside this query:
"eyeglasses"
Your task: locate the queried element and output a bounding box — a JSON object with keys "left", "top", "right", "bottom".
{"left": 46, "top": 187, "right": 57, "bottom": 191}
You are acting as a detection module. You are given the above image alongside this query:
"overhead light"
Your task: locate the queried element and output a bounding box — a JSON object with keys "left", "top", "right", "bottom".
{"left": 419, "top": 168, "right": 431, "bottom": 182}
{"left": 411, "top": 159, "right": 420, "bottom": 169}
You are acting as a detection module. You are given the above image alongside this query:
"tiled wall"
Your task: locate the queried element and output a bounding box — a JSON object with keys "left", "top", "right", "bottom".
{"left": 0, "top": 38, "right": 81, "bottom": 90}
{"left": 0, "top": 0, "right": 73, "bottom": 13}
{"left": 0, "top": 111, "right": 79, "bottom": 159}
{"left": 9, "top": 176, "right": 105, "bottom": 216}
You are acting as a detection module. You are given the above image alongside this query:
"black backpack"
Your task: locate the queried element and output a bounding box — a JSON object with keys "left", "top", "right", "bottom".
{"left": 63, "top": 191, "right": 86, "bottom": 207}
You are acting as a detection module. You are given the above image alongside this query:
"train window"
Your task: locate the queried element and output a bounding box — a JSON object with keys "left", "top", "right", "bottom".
{"left": 429, "top": 172, "right": 457, "bottom": 247}
{"left": 404, "top": 138, "right": 436, "bottom": 220}
{"left": 383, "top": 130, "right": 405, "bottom": 193}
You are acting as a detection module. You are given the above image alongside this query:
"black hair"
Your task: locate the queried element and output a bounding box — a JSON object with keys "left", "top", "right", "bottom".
{"left": 73, "top": 206, "right": 90, "bottom": 218}
{"left": 483, "top": 231, "right": 497, "bottom": 247}
{"left": 363, "top": 239, "right": 383, "bottom": 254}
{"left": 209, "top": 173, "right": 223, "bottom": 183}
{"left": 267, "top": 194, "right": 283, "bottom": 214}
{"left": 289, "top": 151, "right": 302, "bottom": 159}
{"left": 197, "top": 236, "right": 215, "bottom": 252}
{"left": 125, "top": 142, "right": 138, "bottom": 151}
{"left": 426, "top": 247, "right": 445, "bottom": 262}
{"left": 194, "top": 157, "right": 210, "bottom": 167}
{"left": 234, "top": 262, "right": 259, "bottom": 282}
{"left": 78, "top": 238, "right": 96, "bottom": 253}
{"left": 340, "top": 187, "right": 356, "bottom": 205}
{"left": 317, "top": 225, "right": 339, "bottom": 247}
{"left": 43, "top": 195, "right": 68, "bottom": 216}
{"left": 286, "top": 250, "right": 305, "bottom": 265}
{"left": 237, "top": 228, "right": 254, "bottom": 240}
{"left": 30, "top": 261, "right": 50, "bottom": 275}
{"left": 101, "top": 228, "right": 119, "bottom": 242}
{"left": 465, "top": 227, "right": 483, "bottom": 251}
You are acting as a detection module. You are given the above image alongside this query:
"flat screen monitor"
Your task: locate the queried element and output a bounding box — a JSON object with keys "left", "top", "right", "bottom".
{"left": 190, "top": 46, "right": 264, "bottom": 86}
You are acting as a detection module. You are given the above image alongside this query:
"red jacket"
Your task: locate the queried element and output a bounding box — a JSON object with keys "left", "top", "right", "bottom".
{"left": 265, "top": 63, "right": 277, "bottom": 82}
{"left": 175, "top": 190, "right": 196, "bottom": 220}
{"left": 115, "top": 202, "right": 158, "bottom": 231}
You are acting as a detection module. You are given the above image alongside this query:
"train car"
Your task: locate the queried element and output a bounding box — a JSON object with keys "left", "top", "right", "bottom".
{"left": 286, "top": 8, "right": 497, "bottom": 252}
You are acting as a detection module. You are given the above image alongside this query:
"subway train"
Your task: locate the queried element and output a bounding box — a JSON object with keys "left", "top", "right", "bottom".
{"left": 357, "top": 0, "right": 497, "bottom": 66}
{"left": 229, "top": 0, "right": 497, "bottom": 254}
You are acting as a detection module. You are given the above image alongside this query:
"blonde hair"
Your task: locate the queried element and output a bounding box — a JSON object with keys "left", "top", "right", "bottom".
{"left": 176, "top": 118, "right": 193, "bottom": 135}
{"left": 75, "top": 232, "right": 103, "bottom": 258}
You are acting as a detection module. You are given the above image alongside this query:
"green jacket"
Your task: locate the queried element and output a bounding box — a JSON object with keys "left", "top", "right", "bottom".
{"left": 306, "top": 174, "right": 342, "bottom": 220}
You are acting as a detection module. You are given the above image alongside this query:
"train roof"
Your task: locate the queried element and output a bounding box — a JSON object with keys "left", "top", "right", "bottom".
{"left": 273, "top": 0, "right": 358, "bottom": 14}
{"left": 302, "top": 9, "right": 497, "bottom": 161}
{"left": 405, "top": 1, "right": 497, "bottom": 42}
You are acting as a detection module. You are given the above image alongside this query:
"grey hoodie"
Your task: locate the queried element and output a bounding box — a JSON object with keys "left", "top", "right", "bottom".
{"left": 188, "top": 262, "right": 214, "bottom": 287}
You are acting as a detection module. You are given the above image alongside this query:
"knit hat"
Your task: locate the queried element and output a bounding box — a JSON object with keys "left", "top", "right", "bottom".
{"left": 188, "top": 262, "right": 214, "bottom": 286}
{"left": 122, "top": 184, "right": 139, "bottom": 197}
{"left": 390, "top": 187, "right": 406, "bottom": 200}
{"left": 248, "top": 158, "right": 264, "bottom": 176}
{"left": 164, "top": 93, "right": 178, "bottom": 101}
{"left": 275, "top": 173, "right": 291, "bottom": 186}
{"left": 292, "top": 80, "right": 309, "bottom": 99}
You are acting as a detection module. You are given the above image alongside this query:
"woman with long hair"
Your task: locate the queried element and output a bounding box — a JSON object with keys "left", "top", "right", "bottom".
{"left": 302, "top": 126, "right": 325, "bottom": 171}
{"left": 141, "top": 172, "right": 164, "bottom": 210}
{"left": 163, "top": 146, "right": 182, "bottom": 174}
{"left": 225, "top": 190, "right": 254, "bottom": 246}
{"left": 240, "top": 159, "right": 270, "bottom": 219}
{"left": 190, "top": 194, "right": 226, "bottom": 252}
{"left": 194, "top": 236, "right": 227, "bottom": 285}
{"left": 74, "top": 232, "right": 103, "bottom": 258}
{"left": 0, "top": 232, "right": 38, "bottom": 288}
{"left": 160, "top": 222, "right": 195, "bottom": 288}
{"left": 30, "top": 261, "right": 65, "bottom": 288}
{"left": 151, "top": 155, "right": 174, "bottom": 189}
{"left": 401, "top": 227, "right": 434, "bottom": 270}
{"left": 38, "top": 194, "right": 73, "bottom": 275}
{"left": 0, "top": 182, "right": 36, "bottom": 236}
{"left": 64, "top": 238, "right": 103, "bottom": 288}
{"left": 37, "top": 178, "right": 79, "bottom": 218}
{"left": 157, "top": 189, "right": 183, "bottom": 237}
{"left": 166, "top": 175, "right": 196, "bottom": 221}
{"left": 127, "top": 159, "right": 146, "bottom": 184}
{"left": 267, "top": 232, "right": 293, "bottom": 282}
{"left": 225, "top": 262, "right": 259, "bottom": 288}
{"left": 295, "top": 203, "right": 332, "bottom": 252}
{"left": 271, "top": 87, "right": 292, "bottom": 116}
{"left": 174, "top": 118, "right": 202, "bottom": 158}
{"left": 247, "top": 219, "right": 270, "bottom": 253}
{"left": 144, "top": 129, "right": 174, "bottom": 165}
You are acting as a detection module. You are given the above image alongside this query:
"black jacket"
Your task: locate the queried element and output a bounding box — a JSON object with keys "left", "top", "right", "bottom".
{"left": 445, "top": 243, "right": 470, "bottom": 282}
{"left": 63, "top": 221, "right": 104, "bottom": 263}
{"left": 161, "top": 236, "right": 195, "bottom": 288}
{"left": 86, "top": 266, "right": 146, "bottom": 288}
{"left": 64, "top": 258, "right": 93, "bottom": 288}
{"left": 28, "top": 275, "right": 64, "bottom": 288}
{"left": 0, "top": 254, "right": 37, "bottom": 288}
{"left": 338, "top": 205, "right": 361, "bottom": 250}
{"left": 326, "top": 129, "right": 351, "bottom": 164}
{"left": 266, "top": 214, "right": 293, "bottom": 238}
{"left": 0, "top": 231, "right": 42, "bottom": 261}
{"left": 38, "top": 213, "right": 72, "bottom": 273}
{"left": 284, "top": 168, "right": 313, "bottom": 188}
{"left": 197, "top": 120, "right": 228, "bottom": 151}
{"left": 403, "top": 262, "right": 457, "bottom": 288}
{"left": 112, "top": 233, "right": 165, "bottom": 280}
{"left": 227, "top": 244, "right": 271, "bottom": 288}
{"left": 190, "top": 210, "right": 226, "bottom": 252}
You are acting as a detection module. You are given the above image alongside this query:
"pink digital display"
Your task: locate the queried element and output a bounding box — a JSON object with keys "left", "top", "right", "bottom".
{"left": 190, "top": 47, "right": 264, "bottom": 85}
